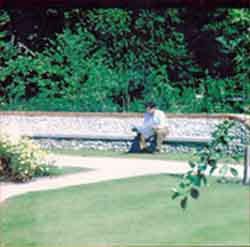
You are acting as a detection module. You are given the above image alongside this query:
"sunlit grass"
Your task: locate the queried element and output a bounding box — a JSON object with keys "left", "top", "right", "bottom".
{"left": 0, "top": 174, "right": 249, "bottom": 246}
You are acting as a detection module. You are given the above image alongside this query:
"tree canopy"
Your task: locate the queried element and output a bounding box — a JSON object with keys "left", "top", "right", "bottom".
{"left": 0, "top": 8, "right": 249, "bottom": 113}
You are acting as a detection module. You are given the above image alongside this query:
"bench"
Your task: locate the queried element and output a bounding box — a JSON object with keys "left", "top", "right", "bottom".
{"left": 25, "top": 133, "right": 213, "bottom": 153}
{"left": 28, "top": 133, "right": 212, "bottom": 145}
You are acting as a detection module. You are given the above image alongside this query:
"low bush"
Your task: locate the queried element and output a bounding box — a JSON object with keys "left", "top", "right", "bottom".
{"left": 0, "top": 126, "right": 56, "bottom": 182}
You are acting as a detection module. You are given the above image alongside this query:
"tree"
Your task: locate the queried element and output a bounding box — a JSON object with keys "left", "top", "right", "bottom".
{"left": 0, "top": 8, "right": 249, "bottom": 113}
{"left": 172, "top": 120, "right": 250, "bottom": 209}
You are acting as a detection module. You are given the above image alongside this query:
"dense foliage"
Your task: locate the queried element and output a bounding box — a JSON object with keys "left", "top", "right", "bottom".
{"left": 0, "top": 8, "right": 249, "bottom": 113}
{"left": 0, "top": 126, "right": 56, "bottom": 182}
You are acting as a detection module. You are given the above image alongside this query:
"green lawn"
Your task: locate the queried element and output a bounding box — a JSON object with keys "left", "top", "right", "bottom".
{"left": 51, "top": 148, "right": 244, "bottom": 165}
{"left": 0, "top": 174, "right": 249, "bottom": 246}
{"left": 47, "top": 166, "right": 92, "bottom": 177}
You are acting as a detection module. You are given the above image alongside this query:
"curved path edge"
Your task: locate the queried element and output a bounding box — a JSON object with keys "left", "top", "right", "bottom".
{"left": 0, "top": 155, "right": 243, "bottom": 202}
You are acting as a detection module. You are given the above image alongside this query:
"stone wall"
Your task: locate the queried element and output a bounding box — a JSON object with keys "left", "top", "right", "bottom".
{"left": 0, "top": 112, "right": 249, "bottom": 153}
{"left": 35, "top": 138, "right": 208, "bottom": 153}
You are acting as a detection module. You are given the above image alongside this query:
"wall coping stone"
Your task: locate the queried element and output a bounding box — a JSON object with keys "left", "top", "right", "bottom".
{"left": 0, "top": 111, "right": 245, "bottom": 117}
{"left": 0, "top": 110, "right": 248, "bottom": 120}
{"left": 1, "top": 111, "right": 249, "bottom": 129}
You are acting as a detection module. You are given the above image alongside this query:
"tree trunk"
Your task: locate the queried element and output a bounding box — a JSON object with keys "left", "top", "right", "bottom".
{"left": 243, "top": 145, "right": 250, "bottom": 185}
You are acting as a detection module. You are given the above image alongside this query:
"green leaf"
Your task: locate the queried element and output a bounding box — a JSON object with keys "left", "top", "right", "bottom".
{"left": 219, "top": 165, "right": 229, "bottom": 177}
{"left": 187, "top": 174, "right": 201, "bottom": 187}
{"left": 188, "top": 161, "right": 196, "bottom": 168}
{"left": 231, "top": 153, "right": 241, "bottom": 161}
{"left": 171, "top": 191, "right": 181, "bottom": 200}
{"left": 198, "top": 163, "right": 207, "bottom": 171}
{"left": 180, "top": 196, "right": 188, "bottom": 210}
{"left": 209, "top": 166, "right": 217, "bottom": 175}
{"left": 156, "top": 16, "right": 165, "bottom": 23}
{"left": 208, "top": 158, "right": 217, "bottom": 167}
{"left": 179, "top": 181, "right": 186, "bottom": 189}
{"left": 230, "top": 167, "right": 238, "bottom": 177}
{"left": 190, "top": 188, "right": 200, "bottom": 199}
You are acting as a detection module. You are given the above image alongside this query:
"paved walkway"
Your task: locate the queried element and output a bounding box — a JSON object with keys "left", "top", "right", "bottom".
{"left": 0, "top": 155, "right": 244, "bottom": 202}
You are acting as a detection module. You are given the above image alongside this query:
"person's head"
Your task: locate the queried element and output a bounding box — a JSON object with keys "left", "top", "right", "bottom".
{"left": 145, "top": 101, "right": 157, "bottom": 114}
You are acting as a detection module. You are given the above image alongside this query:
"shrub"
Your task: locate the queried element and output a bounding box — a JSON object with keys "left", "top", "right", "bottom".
{"left": 0, "top": 126, "right": 56, "bottom": 182}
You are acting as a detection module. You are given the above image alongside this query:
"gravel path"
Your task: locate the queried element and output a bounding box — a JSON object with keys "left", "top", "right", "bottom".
{"left": 0, "top": 155, "right": 244, "bottom": 202}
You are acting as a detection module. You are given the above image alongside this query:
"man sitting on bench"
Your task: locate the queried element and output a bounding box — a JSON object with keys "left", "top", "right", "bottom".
{"left": 131, "top": 102, "right": 169, "bottom": 153}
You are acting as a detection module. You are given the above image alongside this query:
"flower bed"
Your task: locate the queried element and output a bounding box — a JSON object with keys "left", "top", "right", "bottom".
{"left": 0, "top": 125, "right": 56, "bottom": 182}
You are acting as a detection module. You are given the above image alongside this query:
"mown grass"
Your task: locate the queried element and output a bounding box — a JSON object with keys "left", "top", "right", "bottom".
{"left": 47, "top": 166, "right": 92, "bottom": 177}
{"left": 51, "top": 148, "right": 244, "bottom": 165}
{"left": 0, "top": 174, "right": 249, "bottom": 246}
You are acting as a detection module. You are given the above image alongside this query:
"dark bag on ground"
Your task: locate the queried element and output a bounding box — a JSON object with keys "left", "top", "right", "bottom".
{"left": 128, "top": 135, "right": 156, "bottom": 153}
{"left": 128, "top": 135, "right": 141, "bottom": 153}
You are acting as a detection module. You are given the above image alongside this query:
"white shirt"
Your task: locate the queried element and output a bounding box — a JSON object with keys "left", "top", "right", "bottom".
{"left": 136, "top": 110, "right": 167, "bottom": 139}
{"left": 149, "top": 109, "right": 167, "bottom": 129}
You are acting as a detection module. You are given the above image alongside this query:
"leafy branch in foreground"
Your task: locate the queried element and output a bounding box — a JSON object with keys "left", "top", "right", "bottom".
{"left": 172, "top": 120, "right": 240, "bottom": 209}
